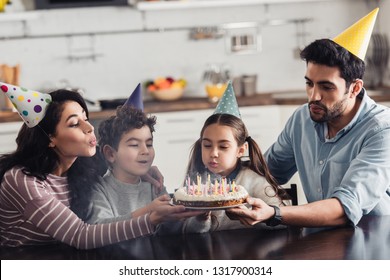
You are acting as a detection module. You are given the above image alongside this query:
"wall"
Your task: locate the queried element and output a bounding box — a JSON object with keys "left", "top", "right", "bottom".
{"left": 0, "top": 0, "right": 388, "bottom": 103}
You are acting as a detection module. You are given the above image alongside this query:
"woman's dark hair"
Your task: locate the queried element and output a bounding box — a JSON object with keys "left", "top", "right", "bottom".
{"left": 186, "top": 113, "right": 287, "bottom": 199}
{"left": 98, "top": 105, "right": 156, "bottom": 162}
{"left": 300, "top": 39, "right": 365, "bottom": 88}
{"left": 0, "top": 89, "right": 102, "bottom": 219}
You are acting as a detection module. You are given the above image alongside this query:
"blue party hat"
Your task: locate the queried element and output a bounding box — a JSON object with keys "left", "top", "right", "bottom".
{"left": 213, "top": 80, "right": 241, "bottom": 118}
{"left": 123, "top": 83, "right": 143, "bottom": 111}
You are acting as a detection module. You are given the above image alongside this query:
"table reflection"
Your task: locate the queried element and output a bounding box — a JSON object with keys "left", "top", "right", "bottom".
{"left": 1, "top": 216, "right": 389, "bottom": 260}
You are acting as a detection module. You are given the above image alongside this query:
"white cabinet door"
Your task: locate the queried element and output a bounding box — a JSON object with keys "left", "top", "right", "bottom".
{"left": 379, "top": 102, "right": 390, "bottom": 107}
{"left": 240, "top": 105, "right": 280, "bottom": 152}
{"left": 0, "top": 122, "right": 22, "bottom": 154}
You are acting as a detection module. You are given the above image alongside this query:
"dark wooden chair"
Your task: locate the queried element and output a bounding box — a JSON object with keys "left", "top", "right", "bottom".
{"left": 284, "top": 183, "right": 298, "bottom": 205}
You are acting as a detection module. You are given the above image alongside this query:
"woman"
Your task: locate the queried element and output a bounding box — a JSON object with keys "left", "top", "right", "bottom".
{"left": 0, "top": 86, "right": 196, "bottom": 249}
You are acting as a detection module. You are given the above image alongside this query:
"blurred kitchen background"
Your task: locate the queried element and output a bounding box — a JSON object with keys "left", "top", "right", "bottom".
{"left": 0, "top": 0, "right": 389, "bottom": 103}
{"left": 1, "top": 0, "right": 390, "bottom": 198}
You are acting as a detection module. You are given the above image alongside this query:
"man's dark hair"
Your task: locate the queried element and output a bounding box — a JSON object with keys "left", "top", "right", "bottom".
{"left": 300, "top": 39, "right": 365, "bottom": 87}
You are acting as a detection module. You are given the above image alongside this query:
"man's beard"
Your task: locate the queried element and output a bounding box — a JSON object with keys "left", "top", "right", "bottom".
{"left": 308, "top": 94, "right": 348, "bottom": 123}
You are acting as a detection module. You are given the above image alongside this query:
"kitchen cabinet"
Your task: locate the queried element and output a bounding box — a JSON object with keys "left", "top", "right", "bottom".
{"left": 240, "top": 105, "right": 280, "bottom": 152}
{"left": 379, "top": 102, "right": 390, "bottom": 107}
{"left": 136, "top": 0, "right": 340, "bottom": 11}
{"left": 0, "top": 122, "right": 21, "bottom": 154}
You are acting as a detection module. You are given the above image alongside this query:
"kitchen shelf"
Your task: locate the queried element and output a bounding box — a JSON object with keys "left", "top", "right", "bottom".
{"left": 135, "top": 0, "right": 338, "bottom": 11}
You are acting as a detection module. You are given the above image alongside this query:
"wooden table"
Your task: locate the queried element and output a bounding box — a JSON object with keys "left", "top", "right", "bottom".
{"left": 1, "top": 215, "right": 389, "bottom": 260}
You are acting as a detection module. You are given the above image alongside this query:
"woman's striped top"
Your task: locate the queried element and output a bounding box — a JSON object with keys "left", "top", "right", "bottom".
{"left": 0, "top": 167, "right": 154, "bottom": 249}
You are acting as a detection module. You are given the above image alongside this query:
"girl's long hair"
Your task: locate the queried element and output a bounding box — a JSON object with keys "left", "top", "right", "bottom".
{"left": 0, "top": 89, "right": 103, "bottom": 219}
{"left": 186, "top": 114, "right": 288, "bottom": 199}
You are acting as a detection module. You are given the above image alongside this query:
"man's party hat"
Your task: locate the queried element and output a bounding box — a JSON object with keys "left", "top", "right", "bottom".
{"left": 123, "top": 83, "right": 143, "bottom": 111}
{"left": 332, "top": 8, "right": 379, "bottom": 61}
{"left": 213, "top": 80, "right": 241, "bottom": 118}
{"left": 0, "top": 82, "right": 52, "bottom": 128}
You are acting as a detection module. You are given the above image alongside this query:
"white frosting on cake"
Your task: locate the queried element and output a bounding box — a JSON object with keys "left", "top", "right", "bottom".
{"left": 174, "top": 185, "right": 248, "bottom": 202}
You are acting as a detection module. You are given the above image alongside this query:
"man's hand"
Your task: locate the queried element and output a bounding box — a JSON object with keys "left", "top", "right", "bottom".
{"left": 226, "top": 197, "right": 275, "bottom": 226}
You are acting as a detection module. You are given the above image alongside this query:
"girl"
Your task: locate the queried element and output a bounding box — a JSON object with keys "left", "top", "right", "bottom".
{"left": 0, "top": 88, "right": 193, "bottom": 249}
{"left": 183, "top": 113, "right": 289, "bottom": 232}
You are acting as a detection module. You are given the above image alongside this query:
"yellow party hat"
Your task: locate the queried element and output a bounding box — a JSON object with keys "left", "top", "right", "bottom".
{"left": 332, "top": 8, "right": 379, "bottom": 61}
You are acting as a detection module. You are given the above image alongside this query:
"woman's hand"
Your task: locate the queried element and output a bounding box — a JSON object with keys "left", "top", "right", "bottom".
{"left": 149, "top": 195, "right": 205, "bottom": 225}
{"left": 225, "top": 197, "right": 275, "bottom": 226}
{"left": 142, "top": 166, "right": 164, "bottom": 194}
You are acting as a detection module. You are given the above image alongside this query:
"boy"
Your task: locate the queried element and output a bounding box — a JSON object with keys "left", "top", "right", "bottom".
{"left": 86, "top": 85, "right": 202, "bottom": 230}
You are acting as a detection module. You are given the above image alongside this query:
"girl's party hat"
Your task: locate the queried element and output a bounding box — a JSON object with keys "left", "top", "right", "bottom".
{"left": 332, "top": 8, "right": 379, "bottom": 61}
{"left": 0, "top": 82, "right": 52, "bottom": 128}
{"left": 123, "top": 83, "right": 143, "bottom": 111}
{"left": 213, "top": 80, "right": 241, "bottom": 118}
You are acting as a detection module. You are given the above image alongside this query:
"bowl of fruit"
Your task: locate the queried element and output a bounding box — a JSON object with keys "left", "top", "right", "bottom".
{"left": 145, "top": 77, "right": 187, "bottom": 101}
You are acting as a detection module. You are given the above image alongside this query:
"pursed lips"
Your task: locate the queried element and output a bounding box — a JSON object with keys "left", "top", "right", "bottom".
{"left": 89, "top": 137, "right": 97, "bottom": 147}
{"left": 309, "top": 104, "right": 324, "bottom": 113}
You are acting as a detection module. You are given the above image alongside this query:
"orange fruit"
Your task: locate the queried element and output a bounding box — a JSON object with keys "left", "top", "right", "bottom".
{"left": 147, "top": 84, "right": 157, "bottom": 91}
{"left": 157, "top": 80, "right": 171, "bottom": 89}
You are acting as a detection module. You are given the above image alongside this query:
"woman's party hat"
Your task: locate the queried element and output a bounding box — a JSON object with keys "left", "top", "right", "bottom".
{"left": 213, "top": 81, "right": 241, "bottom": 118}
{"left": 123, "top": 83, "right": 143, "bottom": 111}
{"left": 332, "top": 8, "right": 379, "bottom": 61}
{"left": 0, "top": 82, "right": 52, "bottom": 128}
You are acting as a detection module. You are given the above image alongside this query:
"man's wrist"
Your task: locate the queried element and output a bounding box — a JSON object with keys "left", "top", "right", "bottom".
{"left": 265, "top": 205, "right": 283, "bottom": 226}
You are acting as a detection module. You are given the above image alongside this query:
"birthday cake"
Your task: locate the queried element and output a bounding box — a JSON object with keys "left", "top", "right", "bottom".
{"left": 173, "top": 176, "right": 248, "bottom": 208}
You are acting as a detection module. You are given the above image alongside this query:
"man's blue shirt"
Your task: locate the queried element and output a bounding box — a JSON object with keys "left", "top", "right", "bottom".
{"left": 265, "top": 89, "right": 390, "bottom": 225}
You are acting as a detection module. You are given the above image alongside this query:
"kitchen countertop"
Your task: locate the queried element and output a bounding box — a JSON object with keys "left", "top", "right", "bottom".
{"left": 1, "top": 89, "right": 390, "bottom": 123}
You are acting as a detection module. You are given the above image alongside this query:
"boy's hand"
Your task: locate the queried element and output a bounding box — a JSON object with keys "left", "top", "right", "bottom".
{"left": 132, "top": 195, "right": 168, "bottom": 218}
{"left": 142, "top": 166, "right": 164, "bottom": 194}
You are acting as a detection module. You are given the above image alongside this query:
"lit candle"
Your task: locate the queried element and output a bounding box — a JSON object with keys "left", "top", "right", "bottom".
{"left": 207, "top": 173, "right": 211, "bottom": 195}
{"left": 186, "top": 175, "right": 191, "bottom": 194}
{"left": 197, "top": 174, "right": 201, "bottom": 194}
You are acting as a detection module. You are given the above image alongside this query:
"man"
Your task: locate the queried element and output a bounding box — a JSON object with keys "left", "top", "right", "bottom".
{"left": 227, "top": 8, "right": 390, "bottom": 227}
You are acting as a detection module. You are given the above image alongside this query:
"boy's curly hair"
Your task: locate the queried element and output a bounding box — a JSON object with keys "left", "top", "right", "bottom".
{"left": 98, "top": 105, "right": 157, "bottom": 152}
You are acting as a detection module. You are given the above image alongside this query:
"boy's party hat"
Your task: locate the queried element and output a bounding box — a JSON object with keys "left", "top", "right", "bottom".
{"left": 0, "top": 82, "right": 52, "bottom": 128}
{"left": 123, "top": 83, "right": 143, "bottom": 111}
{"left": 213, "top": 80, "right": 241, "bottom": 118}
{"left": 332, "top": 8, "right": 379, "bottom": 61}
